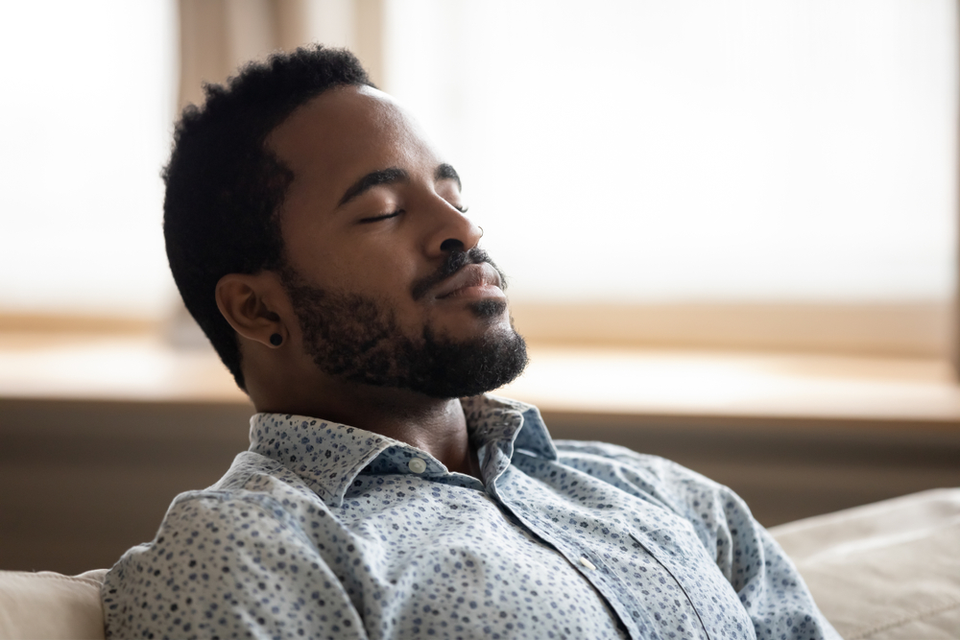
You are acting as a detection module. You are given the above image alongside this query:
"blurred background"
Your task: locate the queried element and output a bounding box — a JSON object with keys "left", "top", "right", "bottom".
{"left": 0, "top": 0, "right": 956, "bottom": 347}
{"left": 1, "top": 0, "right": 959, "bottom": 573}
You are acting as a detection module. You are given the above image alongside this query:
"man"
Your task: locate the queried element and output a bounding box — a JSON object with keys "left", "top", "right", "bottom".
{"left": 103, "top": 46, "right": 839, "bottom": 640}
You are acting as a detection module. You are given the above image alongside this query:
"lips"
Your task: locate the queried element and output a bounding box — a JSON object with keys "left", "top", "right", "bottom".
{"left": 433, "top": 263, "right": 504, "bottom": 300}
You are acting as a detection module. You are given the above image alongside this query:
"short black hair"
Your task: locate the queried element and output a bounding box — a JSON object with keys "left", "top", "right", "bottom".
{"left": 163, "top": 45, "right": 373, "bottom": 390}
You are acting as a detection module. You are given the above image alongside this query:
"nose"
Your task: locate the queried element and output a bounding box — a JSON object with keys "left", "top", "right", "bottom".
{"left": 424, "top": 199, "right": 483, "bottom": 257}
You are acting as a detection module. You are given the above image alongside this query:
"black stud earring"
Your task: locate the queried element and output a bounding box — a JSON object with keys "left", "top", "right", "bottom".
{"left": 269, "top": 333, "right": 283, "bottom": 346}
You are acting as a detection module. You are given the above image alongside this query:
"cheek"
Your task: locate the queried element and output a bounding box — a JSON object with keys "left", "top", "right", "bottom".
{"left": 281, "top": 225, "right": 426, "bottom": 317}
{"left": 346, "top": 257, "right": 416, "bottom": 297}
{"left": 341, "top": 238, "right": 423, "bottom": 290}
{"left": 330, "top": 256, "right": 425, "bottom": 327}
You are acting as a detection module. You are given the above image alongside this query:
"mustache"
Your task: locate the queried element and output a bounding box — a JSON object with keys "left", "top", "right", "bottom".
{"left": 411, "top": 246, "right": 507, "bottom": 301}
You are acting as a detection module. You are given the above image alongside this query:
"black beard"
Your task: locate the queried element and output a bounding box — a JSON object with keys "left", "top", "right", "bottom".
{"left": 280, "top": 252, "right": 528, "bottom": 399}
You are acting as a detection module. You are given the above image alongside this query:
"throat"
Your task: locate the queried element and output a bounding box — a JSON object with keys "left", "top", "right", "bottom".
{"left": 449, "top": 442, "right": 483, "bottom": 481}
{"left": 343, "top": 395, "right": 479, "bottom": 479}
{"left": 398, "top": 406, "right": 480, "bottom": 479}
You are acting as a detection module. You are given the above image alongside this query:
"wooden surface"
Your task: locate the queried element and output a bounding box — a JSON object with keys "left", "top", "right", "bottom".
{"left": 510, "top": 301, "right": 949, "bottom": 357}
{"left": 1, "top": 332, "right": 959, "bottom": 574}
{"left": 2, "top": 331, "right": 960, "bottom": 423}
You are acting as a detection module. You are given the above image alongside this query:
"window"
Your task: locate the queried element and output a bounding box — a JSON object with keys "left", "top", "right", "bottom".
{"left": 383, "top": 0, "right": 958, "bottom": 356}
{"left": 0, "top": 1, "right": 178, "bottom": 319}
{"left": 2, "top": 0, "right": 955, "bottom": 358}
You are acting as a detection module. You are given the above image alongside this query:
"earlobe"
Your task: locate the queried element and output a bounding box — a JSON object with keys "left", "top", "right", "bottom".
{"left": 215, "top": 273, "right": 287, "bottom": 348}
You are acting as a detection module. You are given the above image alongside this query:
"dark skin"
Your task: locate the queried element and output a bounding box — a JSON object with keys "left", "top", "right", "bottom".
{"left": 214, "top": 86, "right": 514, "bottom": 479}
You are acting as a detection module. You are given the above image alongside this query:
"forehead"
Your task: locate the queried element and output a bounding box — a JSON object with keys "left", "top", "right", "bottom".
{"left": 266, "top": 85, "right": 439, "bottom": 205}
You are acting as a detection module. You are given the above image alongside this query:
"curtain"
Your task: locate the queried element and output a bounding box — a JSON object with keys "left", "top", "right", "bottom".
{"left": 177, "top": 0, "right": 384, "bottom": 110}
{"left": 178, "top": 0, "right": 309, "bottom": 109}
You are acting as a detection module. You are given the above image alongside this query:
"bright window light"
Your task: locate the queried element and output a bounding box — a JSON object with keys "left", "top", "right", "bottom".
{"left": 1, "top": 1, "right": 953, "bottom": 320}
{"left": 385, "top": 0, "right": 958, "bottom": 303}
{"left": 0, "top": 1, "right": 178, "bottom": 318}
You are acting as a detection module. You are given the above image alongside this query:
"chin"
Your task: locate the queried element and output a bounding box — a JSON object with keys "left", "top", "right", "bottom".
{"left": 413, "top": 322, "right": 529, "bottom": 399}
{"left": 469, "top": 298, "right": 508, "bottom": 319}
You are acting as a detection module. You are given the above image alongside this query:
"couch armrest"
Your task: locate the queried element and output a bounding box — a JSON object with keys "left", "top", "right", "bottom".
{"left": 0, "top": 570, "right": 106, "bottom": 640}
{"left": 770, "top": 488, "right": 960, "bottom": 639}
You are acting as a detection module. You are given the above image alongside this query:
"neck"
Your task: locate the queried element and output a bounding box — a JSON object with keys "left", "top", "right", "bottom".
{"left": 248, "top": 368, "right": 480, "bottom": 478}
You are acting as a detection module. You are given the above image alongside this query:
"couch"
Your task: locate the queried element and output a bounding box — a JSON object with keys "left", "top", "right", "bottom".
{"left": 1, "top": 488, "right": 958, "bottom": 639}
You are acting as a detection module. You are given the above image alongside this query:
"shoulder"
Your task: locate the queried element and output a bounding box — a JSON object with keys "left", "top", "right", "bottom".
{"left": 551, "top": 439, "right": 748, "bottom": 538}
{"left": 147, "top": 484, "right": 307, "bottom": 537}
{"left": 104, "top": 486, "right": 304, "bottom": 586}
{"left": 553, "top": 439, "right": 721, "bottom": 491}
{"left": 101, "top": 470, "right": 357, "bottom": 639}
{"left": 105, "top": 451, "right": 333, "bottom": 583}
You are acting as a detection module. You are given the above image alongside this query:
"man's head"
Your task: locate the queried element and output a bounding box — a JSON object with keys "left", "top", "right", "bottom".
{"left": 164, "top": 46, "right": 526, "bottom": 399}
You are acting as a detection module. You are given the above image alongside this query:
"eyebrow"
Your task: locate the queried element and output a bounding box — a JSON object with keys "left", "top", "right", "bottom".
{"left": 435, "top": 163, "right": 462, "bottom": 191}
{"left": 338, "top": 167, "right": 409, "bottom": 207}
{"left": 337, "top": 163, "right": 463, "bottom": 208}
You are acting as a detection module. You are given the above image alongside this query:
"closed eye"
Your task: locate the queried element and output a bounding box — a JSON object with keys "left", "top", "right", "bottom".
{"left": 359, "top": 210, "right": 403, "bottom": 223}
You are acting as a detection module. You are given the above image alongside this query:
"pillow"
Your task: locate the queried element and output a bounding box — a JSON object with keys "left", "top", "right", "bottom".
{"left": 1, "top": 490, "right": 956, "bottom": 640}
{"left": 0, "top": 569, "right": 106, "bottom": 640}
{"left": 770, "top": 488, "right": 960, "bottom": 639}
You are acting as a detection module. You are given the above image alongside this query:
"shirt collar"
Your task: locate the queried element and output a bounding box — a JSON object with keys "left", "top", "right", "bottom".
{"left": 461, "top": 395, "right": 558, "bottom": 486}
{"left": 248, "top": 395, "right": 558, "bottom": 507}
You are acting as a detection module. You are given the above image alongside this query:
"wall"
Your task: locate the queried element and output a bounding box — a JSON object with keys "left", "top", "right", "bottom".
{"left": 2, "top": 397, "right": 959, "bottom": 575}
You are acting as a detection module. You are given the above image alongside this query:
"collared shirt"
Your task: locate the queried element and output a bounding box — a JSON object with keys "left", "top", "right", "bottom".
{"left": 102, "top": 396, "right": 839, "bottom": 640}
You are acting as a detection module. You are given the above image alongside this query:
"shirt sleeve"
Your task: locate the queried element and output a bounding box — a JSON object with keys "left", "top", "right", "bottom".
{"left": 102, "top": 491, "right": 368, "bottom": 640}
{"left": 565, "top": 442, "right": 842, "bottom": 640}
{"left": 687, "top": 475, "right": 843, "bottom": 640}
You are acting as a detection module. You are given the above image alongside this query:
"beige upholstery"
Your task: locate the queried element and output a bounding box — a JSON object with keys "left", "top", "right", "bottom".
{"left": 0, "top": 490, "right": 957, "bottom": 640}
{"left": 0, "top": 569, "right": 107, "bottom": 640}
{"left": 770, "top": 488, "right": 960, "bottom": 639}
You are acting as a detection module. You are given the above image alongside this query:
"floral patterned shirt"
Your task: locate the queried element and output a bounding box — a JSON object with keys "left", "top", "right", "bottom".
{"left": 102, "top": 395, "right": 839, "bottom": 640}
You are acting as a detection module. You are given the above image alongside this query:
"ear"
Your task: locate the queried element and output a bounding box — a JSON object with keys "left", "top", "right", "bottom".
{"left": 215, "top": 272, "right": 288, "bottom": 348}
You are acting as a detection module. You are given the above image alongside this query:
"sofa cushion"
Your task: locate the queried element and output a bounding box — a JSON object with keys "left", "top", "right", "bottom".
{"left": 771, "top": 488, "right": 960, "bottom": 639}
{"left": 0, "top": 569, "right": 106, "bottom": 640}
{"left": 1, "top": 490, "right": 957, "bottom": 639}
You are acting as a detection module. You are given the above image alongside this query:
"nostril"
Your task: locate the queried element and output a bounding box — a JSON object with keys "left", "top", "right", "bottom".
{"left": 440, "top": 238, "right": 464, "bottom": 252}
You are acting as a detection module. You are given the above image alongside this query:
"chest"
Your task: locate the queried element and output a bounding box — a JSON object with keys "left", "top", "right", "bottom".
{"left": 312, "top": 471, "right": 753, "bottom": 640}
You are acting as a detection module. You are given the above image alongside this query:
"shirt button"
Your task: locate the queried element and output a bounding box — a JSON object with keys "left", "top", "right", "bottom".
{"left": 579, "top": 557, "right": 597, "bottom": 570}
{"left": 408, "top": 458, "right": 427, "bottom": 474}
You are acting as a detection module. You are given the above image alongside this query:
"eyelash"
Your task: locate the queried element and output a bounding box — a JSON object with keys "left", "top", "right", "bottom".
{"left": 360, "top": 210, "right": 403, "bottom": 223}
{"left": 360, "top": 205, "right": 469, "bottom": 223}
